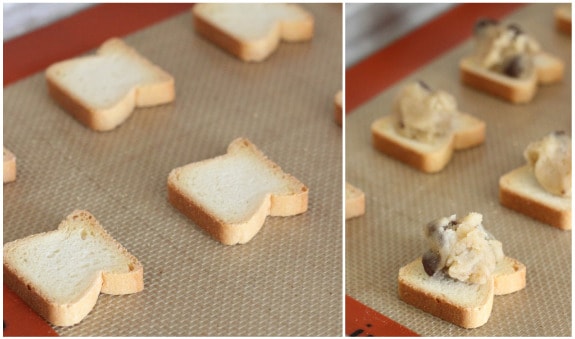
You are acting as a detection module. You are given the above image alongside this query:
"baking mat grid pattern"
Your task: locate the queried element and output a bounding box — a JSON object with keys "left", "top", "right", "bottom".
{"left": 346, "top": 3, "right": 571, "bottom": 336}
{"left": 4, "top": 4, "right": 342, "bottom": 336}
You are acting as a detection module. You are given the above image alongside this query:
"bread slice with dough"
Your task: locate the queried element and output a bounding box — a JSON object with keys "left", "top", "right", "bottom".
{"left": 167, "top": 138, "right": 308, "bottom": 245}
{"left": 3, "top": 210, "right": 143, "bottom": 326}
{"left": 499, "top": 165, "right": 571, "bottom": 230}
{"left": 371, "top": 113, "right": 485, "bottom": 173}
{"left": 460, "top": 52, "right": 564, "bottom": 103}
{"left": 398, "top": 255, "right": 526, "bottom": 328}
{"left": 46, "top": 38, "right": 175, "bottom": 131}
{"left": 192, "top": 3, "right": 314, "bottom": 62}
{"left": 398, "top": 258, "right": 494, "bottom": 329}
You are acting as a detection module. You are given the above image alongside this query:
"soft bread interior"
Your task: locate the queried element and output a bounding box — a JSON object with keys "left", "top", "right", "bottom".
{"left": 46, "top": 39, "right": 172, "bottom": 110}
{"left": 399, "top": 258, "right": 492, "bottom": 308}
{"left": 4, "top": 215, "right": 135, "bottom": 304}
{"left": 173, "top": 140, "right": 305, "bottom": 224}
{"left": 193, "top": 3, "right": 312, "bottom": 41}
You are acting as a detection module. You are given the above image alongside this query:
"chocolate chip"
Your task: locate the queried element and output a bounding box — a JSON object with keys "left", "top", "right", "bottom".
{"left": 554, "top": 130, "right": 566, "bottom": 136}
{"left": 422, "top": 250, "right": 441, "bottom": 276}
{"left": 418, "top": 80, "right": 432, "bottom": 91}
{"left": 474, "top": 18, "right": 498, "bottom": 34}
{"left": 503, "top": 55, "right": 524, "bottom": 78}
{"left": 507, "top": 23, "right": 523, "bottom": 37}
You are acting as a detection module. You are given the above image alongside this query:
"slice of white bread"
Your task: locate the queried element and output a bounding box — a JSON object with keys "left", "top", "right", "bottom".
{"left": 3, "top": 210, "right": 144, "bottom": 326}
{"left": 345, "top": 182, "right": 365, "bottom": 219}
{"left": 499, "top": 165, "right": 571, "bottom": 230}
{"left": 192, "top": 3, "right": 314, "bottom": 62}
{"left": 398, "top": 258, "right": 494, "bottom": 329}
{"left": 493, "top": 256, "right": 527, "bottom": 295}
{"left": 46, "top": 38, "right": 175, "bottom": 131}
{"left": 371, "top": 113, "right": 485, "bottom": 173}
{"left": 334, "top": 90, "right": 343, "bottom": 126}
{"left": 460, "top": 53, "right": 564, "bottom": 103}
{"left": 4, "top": 147, "right": 16, "bottom": 183}
{"left": 555, "top": 5, "right": 571, "bottom": 36}
{"left": 168, "top": 138, "right": 308, "bottom": 245}
{"left": 460, "top": 57, "right": 538, "bottom": 103}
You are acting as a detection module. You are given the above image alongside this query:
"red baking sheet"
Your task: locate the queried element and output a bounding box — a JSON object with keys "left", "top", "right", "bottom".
{"left": 345, "top": 295, "right": 418, "bottom": 337}
{"left": 3, "top": 4, "right": 194, "bottom": 336}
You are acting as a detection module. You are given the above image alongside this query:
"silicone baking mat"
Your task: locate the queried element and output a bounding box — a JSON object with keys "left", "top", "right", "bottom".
{"left": 3, "top": 3, "right": 342, "bottom": 336}
{"left": 346, "top": 3, "right": 571, "bottom": 336}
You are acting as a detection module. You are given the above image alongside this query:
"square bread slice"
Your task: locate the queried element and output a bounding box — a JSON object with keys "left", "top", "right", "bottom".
{"left": 192, "top": 3, "right": 314, "bottom": 62}
{"left": 345, "top": 182, "right": 365, "bottom": 219}
{"left": 371, "top": 113, "right": 485, "bottom": 173}
{"left": 3, "top": 210, "right": 143, "bottom": 326}
{"left": 334, "top": 90, "right": 343, "bottom": 126}
{"left": 4, "top": 147, "right": 16, "bottom": 183}
{"left": 499, "top": 165, "right": 571, "bottom": 230}
{"left": 46, "top": 38, "right": 175, "bottom": 131}
{"left": 398, "top": 258, "right": 494, "bottom": 329}
{"left": 168, "top": 138, "right": 308, "bottom": 245}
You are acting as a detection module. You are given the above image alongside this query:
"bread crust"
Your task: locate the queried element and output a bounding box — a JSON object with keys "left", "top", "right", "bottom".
{"left": 493, "top": 257, "right": 527, "bottom": 295}
{"left": 3, "top": 147, "right": 16, "bottom": 183}
{"left": 398, "top": 258, "right": 494, "bottom": 329}
{"left": 45, "top": 38, "right": 175, "bottom": 132}
{"left": 345, "top": 183, "right": 365, "bottom": 219}
{"left": 168, "top": 138, "right": 308, "bottom": 245}
{"left": 499, "top": 165, "right": 571, "bottom": 230}
{"left": 371, "top": 113, "right": 484, "bottom": 173}
{"left": 3, "top": 210, "right": 143, "bottom": 326}
{"left": 192, "top": 4, "right": 313, "bottom": 62}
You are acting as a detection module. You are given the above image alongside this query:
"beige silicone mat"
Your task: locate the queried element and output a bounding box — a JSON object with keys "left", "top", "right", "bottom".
{"left": 3, "top": 4, "right": 342, "bottom": 336}
{"left": 346, "top": 3, "right": 571, "bottom": 337}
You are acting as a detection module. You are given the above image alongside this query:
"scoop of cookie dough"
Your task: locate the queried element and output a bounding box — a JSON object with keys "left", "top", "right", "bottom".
{"left": 524, "top": 131, "right": 571, "bottom": 197}
{"left": 422, "top": 212, "right": 504, "bottom": 285}
{"left": 393, "top": 81, "right": 458, "bottom": 143}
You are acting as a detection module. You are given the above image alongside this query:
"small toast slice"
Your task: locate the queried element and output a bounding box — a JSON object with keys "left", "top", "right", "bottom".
{"left": 3, "top": 210, "right": 144, "bottom": 326}
{"left": 493, "top": 256, "right": 527, "bottom": 295}
{"left": 168, "top": 138, "right": 308, "bottom": 245}
{"left": 555, "top": 5, "right": 571, "bottom": 36}
{"left": 371, "top": 113, "right": 485, "bottom": 173}
{"left": 192, "top": 3, "right": 314, "bottom": 62}
{"left": 499, "top": 165, "right": 571, "bottom": 230}
{"left": 4, "top": 147, "right": 16, "bottom": 183}
{"left": 398, "top": 258, "right": 494, "bottom": 329}
{"left": 334, "top": 90, "right": 343, "bottom": 126}
{"left": 345, "top": 183, "right": 365, "bottom": 219}
{"left": 460, "top": 57, "right": 538, "bottom": 104}
{"left": 46, "top": 38, "right": 175, "bottom": 131}
{"left": 460, "top": 52, "right": 564, "bottom": 103}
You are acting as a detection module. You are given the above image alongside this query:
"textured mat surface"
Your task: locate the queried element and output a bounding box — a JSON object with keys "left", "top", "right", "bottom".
{"left": 3, "top": 4, "right": 342, "bottom": 336}
{"left": 346, "top": 3, "right": 571, "bottom": 336}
